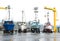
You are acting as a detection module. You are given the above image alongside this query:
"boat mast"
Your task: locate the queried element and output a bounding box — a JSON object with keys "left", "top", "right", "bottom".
{"left": 44, "top": 7, "right": 57, "bottom": 32}
{"left": 34, "top": 7, "right": 38, "bottom": 21}
{"left": 47, "top": 12, "right": 49, "bottom": 23}
{"left": 22, "top": 10, "right": 24, "bottom": 22}
{"left": 8, "top": 5, "right": 10, "bottom": 20}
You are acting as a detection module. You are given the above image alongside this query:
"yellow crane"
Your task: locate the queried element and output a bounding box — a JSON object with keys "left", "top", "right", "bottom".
{"left": 44, "top": 6, "right": 57, "bottom": 33}
{"left": 0, "top": 6, "right": 7, "bottom": 29}
{"left": 0, "top": 5, "right": 11, "bottom": 20}
{"left": 0, "top": 7, "right": 7, "bottom": 10}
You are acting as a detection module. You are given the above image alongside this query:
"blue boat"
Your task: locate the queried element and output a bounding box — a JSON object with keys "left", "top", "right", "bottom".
{"left": 3, "top": 21, "right": 14, "bottom": 33}
{"left": 3, "top": 5, "right": 15, "bottom": 33}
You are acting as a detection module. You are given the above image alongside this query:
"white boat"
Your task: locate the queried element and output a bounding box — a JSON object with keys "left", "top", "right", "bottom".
{"left": 18, "top": 22, "right": 27, "bottom": 33}
{"left": 43, "top": 23, "right": 53, "bottom": 33}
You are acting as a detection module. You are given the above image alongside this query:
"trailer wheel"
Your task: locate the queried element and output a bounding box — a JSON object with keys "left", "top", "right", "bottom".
{"left": 48, "top": 30, "right": 53, "bottom": 33}
{"left": 3, "top": 30, "right": 6, "bottom": 33}
{"left": 11, "top": 30, "right": 13, "bottom": 33}
{"left": 4, "top": 30, "right": 11, "bottom": 34}
{"left": 10, "top": 30, "right": 14, "bottom": 34}
{"left": 23, "top": 29, "right": 27, "bottom": 33}
{"left": 4, "top": 30, "right": 8, "bottom": 33}
{"left": 50, "top": 30, "right": 53, "bottom": 33}
{"left": 31, "top": 28, "right": 35, "bottom": 33}
{"left": 43, "top": 29, "right": 53, "bottom": 33}
{"left": 18, "top": 29, "right": 21, "bottom": 33}
{"left": 43, "top": 29, "right": 47, "bottom": 33}
{"left": 36, "top": 28, "right": 40, "bottom": 33}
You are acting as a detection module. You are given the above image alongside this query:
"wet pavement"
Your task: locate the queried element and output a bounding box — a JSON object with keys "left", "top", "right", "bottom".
{"left": 0, "top": 32, "right": 60, "bottom": 41}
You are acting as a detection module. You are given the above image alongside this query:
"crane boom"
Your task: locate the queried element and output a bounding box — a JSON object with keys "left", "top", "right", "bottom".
{"left": 0, "top": 7, "right": 7, "bottom": 10}
{"left": 44, "top": 7, "right": 56, "bottom": 12}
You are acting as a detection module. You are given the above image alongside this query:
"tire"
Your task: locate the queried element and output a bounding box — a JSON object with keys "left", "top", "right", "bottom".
{"left": 3, "top": 30, "right": 6, "bottom": 33}
{"left": 43, "top": 29, "right": 47, "bottom": 33}
{"left": 48, "top": 30, "right": 53, "bottom": 33}
{"left": 4, "top": 30, "right": 10, "bottom": 33}
{"left": 43, "top": 29, "right": 53, "bottom": 33}
{"left": 23, "top": 29, "right": 27, "bottom": 33}
{"left": 18, "top": 29, "right": 21, "bottom": 33}
{"left": 36, "top": 28, "right": 40, "bottom": 33}
{"left": 50, "top": 30, "right": 53, "bottom": 33}
{"left": 11, "top": 30, "right": 13, "bottom": 33}
{"left": 38, "top": 28, "right": 40, "bottom": 33}
{"left": 10, "top": 30, "right": 14, "bottom": 34}
{"left": 31, "top": 28, "right": 35, "bottom": 33}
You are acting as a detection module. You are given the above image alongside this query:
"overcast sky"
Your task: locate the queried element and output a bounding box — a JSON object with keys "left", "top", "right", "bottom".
{"left": 0, "top": 0, "right": 60, "bottom": 25}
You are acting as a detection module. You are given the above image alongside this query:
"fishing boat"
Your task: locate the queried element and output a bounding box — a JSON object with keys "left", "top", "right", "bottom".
{"left": 3, "top": 5, "right": 14, "bottom": 33}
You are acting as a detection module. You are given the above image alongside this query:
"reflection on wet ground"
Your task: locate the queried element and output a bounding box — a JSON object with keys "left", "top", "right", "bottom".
{"left": 0, "top": 32, "right": 60, "bottom": 41}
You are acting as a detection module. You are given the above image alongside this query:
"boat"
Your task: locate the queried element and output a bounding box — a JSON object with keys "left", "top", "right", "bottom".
{"left": 3, "top": 5, "right": 15, "bottom": 33}
{"left": 18, "top": 10, "right": 27, "bottom": 33}
{"left": 43, "top": 22, "right": 53, "bottom": 33}
{"left": 29, "top": 20, "right": 40, "bottom": 33}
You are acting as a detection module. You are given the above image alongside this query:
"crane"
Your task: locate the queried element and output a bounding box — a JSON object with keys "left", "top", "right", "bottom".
{"left": 44, "top": 6, "right": 57, "bottom": 33}
{"left": 0, "top": 5, "right": 10, "bottom": 20}
{"left": 0, "top": 7, "right": 7, "bottom": 9}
